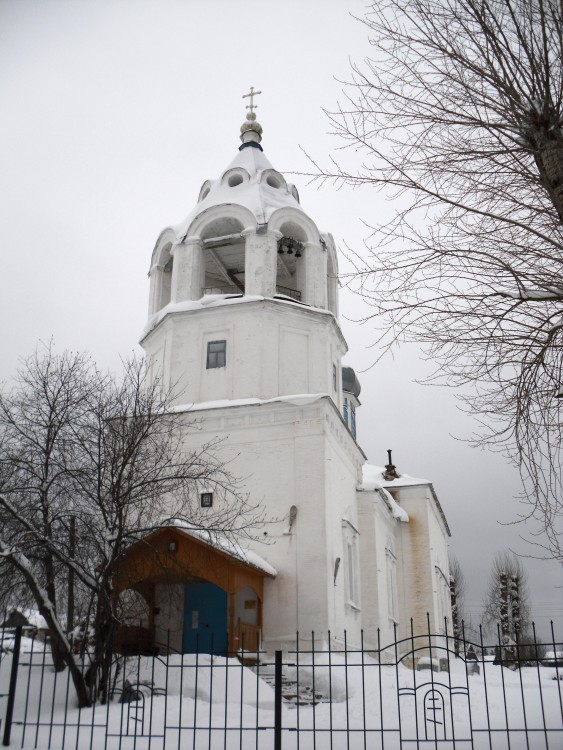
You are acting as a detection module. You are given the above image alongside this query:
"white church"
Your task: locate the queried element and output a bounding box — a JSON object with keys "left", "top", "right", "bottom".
{"left": 116, "top": 94, "right": 452, "bottom": 656}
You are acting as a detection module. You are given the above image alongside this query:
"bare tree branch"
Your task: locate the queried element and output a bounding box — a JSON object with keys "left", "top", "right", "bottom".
{"left": 0, "top": 344, "right": 266, "bottom": 705}
{"left": 299, "top": 0, "right": 563, "bottom": 559}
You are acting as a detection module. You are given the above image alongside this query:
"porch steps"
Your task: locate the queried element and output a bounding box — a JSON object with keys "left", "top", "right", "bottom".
{"left": 251, "top": 663, "right": 327, "bottom": 707}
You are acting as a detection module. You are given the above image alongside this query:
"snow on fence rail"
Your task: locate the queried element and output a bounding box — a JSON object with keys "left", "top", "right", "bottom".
{"left": 0, "top": 620, "right": 561, "bottom": 750}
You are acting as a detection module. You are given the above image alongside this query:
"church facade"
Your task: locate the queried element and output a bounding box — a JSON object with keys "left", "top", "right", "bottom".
{"left": 121, "top": 101, "right": 452, "bottom": 655}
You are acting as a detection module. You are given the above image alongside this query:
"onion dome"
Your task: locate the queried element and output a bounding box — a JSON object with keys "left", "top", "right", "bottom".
{"left": 342, "top": 366, "right": 362, "bottom": 398}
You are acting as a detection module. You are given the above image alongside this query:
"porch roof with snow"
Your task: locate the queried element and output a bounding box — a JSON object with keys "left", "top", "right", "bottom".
{"left": 113, "top": 525, "right": 276, "bottom": 597}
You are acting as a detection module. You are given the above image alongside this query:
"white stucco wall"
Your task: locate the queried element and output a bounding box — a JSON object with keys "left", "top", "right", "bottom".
{"left": 322, "top": 411, "right": 365, "bottom": 646}
{"left": 142, "top": 298, "right": 347, "bottom": 408}
{"left": 396, "top": 485, "right": 451, "bottom": 638}
{"left": 357, "top": 490, "right": 403, "bottom": 649}
{"left": 171, "top": 397, "right": 365, "bottom": 649}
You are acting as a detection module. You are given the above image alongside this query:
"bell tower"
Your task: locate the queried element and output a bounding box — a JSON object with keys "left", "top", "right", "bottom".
{"left": 139, "top": 93, "right": 373, "bottom": 647}
{"left": 132, "top": 89, "right": 452, "bottom": 654}
{"left": 141, "top": 95, "right": 344, "bottom": 408}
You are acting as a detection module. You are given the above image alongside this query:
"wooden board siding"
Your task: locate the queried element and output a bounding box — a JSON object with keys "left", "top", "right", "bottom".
{"left": 113, "top": 527, "right": 272, "bottom": 655}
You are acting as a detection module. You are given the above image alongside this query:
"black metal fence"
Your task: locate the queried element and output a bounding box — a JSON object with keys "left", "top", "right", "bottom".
{"left": 0, "top": 620, "right": 561, "bottom": 749}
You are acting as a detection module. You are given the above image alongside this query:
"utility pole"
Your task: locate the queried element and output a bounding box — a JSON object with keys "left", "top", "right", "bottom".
{"left": 67, "top": 515, "right": 75, "bottom": 637}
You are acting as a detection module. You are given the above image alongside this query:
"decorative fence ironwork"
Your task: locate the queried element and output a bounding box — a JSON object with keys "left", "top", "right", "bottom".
{"left": 0, "top": 619, "right": 561, "bottom": 749}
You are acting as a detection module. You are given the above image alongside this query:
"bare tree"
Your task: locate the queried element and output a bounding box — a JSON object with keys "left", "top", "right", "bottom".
{"left": 483, "top": 552, "right": 531, "bottom": 647}
{"left": 0, "top": 345, "right": 93, "bottom": 674}
{"left": 304, "top": 0, "right": 563, "bottom": 559}
{"left": 449, "top": 555, "right": 467, "bottom": 655}
{"left": 0, "top": 344, "right": 264, "bottom": 706}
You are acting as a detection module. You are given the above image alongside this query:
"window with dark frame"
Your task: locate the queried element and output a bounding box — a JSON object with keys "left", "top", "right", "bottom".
{"left": 333, "top": 363, "right": 337, "bottom": 391}
{"left": 206, "top": 340, "right": 226, "bottom": 369}
{"left": 200, "top": 492, "right": 213, "bottom": 508}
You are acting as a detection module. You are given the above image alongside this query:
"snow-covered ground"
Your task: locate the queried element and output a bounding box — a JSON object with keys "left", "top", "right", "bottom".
{"left": 0, "top": 642, "right": 561, "bottom": 749}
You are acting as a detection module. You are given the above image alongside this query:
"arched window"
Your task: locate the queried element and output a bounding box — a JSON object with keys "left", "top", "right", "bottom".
{"left": 386, "top": 539, "right": 398, "bottom": 623}
{"left": 200, "top": 217, "right": 246, "bottom": 296}
{"left": 326, "top": 243, "right": 339, "bottom": 316}
{"left": 435, "top": 559, "right": 450, "bottom": 630}
{"left": 342, "top": 519, "right": 360, "bottom": 609}
{"left": 275, "top": 221, "right": 308, "bottom": 302}
{"left": 151, "top": 242, "right": 173, "bottom": 313}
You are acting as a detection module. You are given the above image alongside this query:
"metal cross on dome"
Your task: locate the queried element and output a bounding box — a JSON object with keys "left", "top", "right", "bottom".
{"left": 243, "top": 86, "right": 262, "bottom": 113}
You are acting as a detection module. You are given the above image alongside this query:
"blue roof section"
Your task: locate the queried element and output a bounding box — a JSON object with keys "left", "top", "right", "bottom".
{"left": 342, "top": 366, "right": 361, "bottom": 398}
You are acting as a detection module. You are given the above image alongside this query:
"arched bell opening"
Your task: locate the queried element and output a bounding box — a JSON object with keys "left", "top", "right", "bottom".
{"left": 200, "top": 216, "right": 247, "bottom": 297}
{"left": 326, "top": 241, "right": 339, "bottom": 316}
{"left": 150, "top": 242, "right": 173, "bottom": 314}
{"left": 275, "top": 221, "right": 307, "bottom": 302}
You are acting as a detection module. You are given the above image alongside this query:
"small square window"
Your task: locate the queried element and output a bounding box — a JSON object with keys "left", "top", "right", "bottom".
{"left": 200, "top": 492, "right": 213, "bottom": 508}
{"left": 206, "top": 340, "right": 226, "bottom": 369}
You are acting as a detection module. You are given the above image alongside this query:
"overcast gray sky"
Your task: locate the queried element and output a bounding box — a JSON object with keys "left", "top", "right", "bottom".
{"left": 1, "top": 0, "right": 561, "bottom": 640}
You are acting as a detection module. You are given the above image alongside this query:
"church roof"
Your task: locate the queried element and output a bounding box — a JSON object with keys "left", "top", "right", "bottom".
{"left": 360, "top": 463, "right": 430, "bottom": 490}
{"left": 172, "top": 144, "right": 303, "bottom": 240}
{"left": 359, "top": 463, "right": 451, "bottom": 536}
{"left": 168, "top": 99, "right": 304, "bottom": 241}
{"left": 342, "top": 366, "right": 361, "bottom": 398}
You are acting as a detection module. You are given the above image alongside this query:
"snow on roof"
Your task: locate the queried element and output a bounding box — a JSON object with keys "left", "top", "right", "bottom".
{"left": 141, "top": 293, "right": 334, "bottom": 340}
{"left": 170, "top": 393, "right": 329, "bottom": 414}
{"left": 166, "top": 521, "right": 277, "bottom": 577}
{"left": 361, "top": 463, "right": 430, "bottom": 490}
{"left": 171, "top": 145, "right": 303, "bottom": 240}
{"left": 357, "top": 463, "right": 433, "bottom": 523}
{"left": 368, "top": 485, "right": 409, "bottom": 523}
{"left": 359, "top": 464, "right": 452, "bottom": 536}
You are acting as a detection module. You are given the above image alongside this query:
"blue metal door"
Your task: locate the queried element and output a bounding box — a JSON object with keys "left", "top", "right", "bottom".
{"left": 183, "top": 581, "right": 228, "bottom": 655}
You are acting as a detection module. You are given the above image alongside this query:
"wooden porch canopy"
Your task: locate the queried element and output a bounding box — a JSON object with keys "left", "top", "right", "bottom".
{"left": 113, "top": 526, "right": 275, "bottom": 655}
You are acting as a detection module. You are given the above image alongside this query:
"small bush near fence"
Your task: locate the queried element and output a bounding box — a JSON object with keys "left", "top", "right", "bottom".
{"left": 0, "top": 619, "right": 561, "bottom": 750}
